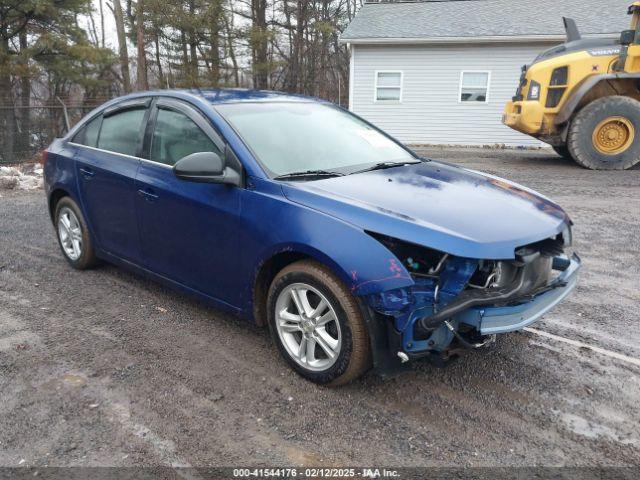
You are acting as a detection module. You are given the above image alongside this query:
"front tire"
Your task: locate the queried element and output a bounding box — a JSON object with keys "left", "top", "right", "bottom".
{"left": 568, "top": 96, "right": 640, "bottom": 170}
{"left": 267, "top": 261, "right": 371, "bottom": 386}
{"left": 54, "top": 196, "right": 98, "bottom": 269}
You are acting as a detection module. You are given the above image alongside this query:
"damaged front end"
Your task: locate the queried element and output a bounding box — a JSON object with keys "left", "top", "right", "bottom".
{"left": 365, "top": 231, "right": 581, "bottom": 367}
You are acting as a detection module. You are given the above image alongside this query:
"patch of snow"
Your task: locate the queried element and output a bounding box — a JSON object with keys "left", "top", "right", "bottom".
{"left": 0, "top": 163, "right": 43, "bottom": 191}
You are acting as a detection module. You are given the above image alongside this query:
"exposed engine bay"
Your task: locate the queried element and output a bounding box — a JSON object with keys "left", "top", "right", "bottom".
{"left": 365, "top": 230, "right": 579, "bottom": 365}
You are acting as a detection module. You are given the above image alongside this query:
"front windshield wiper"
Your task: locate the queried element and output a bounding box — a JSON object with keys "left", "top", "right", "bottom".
{"left": 273, "top": 169, "right": 345, "bottom": 181}
{"left": 349, "top": 160, "right": 421, "bottom": 176}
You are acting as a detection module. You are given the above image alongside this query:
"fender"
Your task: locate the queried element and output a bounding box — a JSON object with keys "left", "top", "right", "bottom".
{"left": 555, "top": 72, "right": 640, "bottom": 126}
{"left": 239, "top": 177, "right": 415, "bottom": 316}
{"left": 44, "top": 140, "right": 82, "bottom": 219}
{"left": 44, "top": 139, "right": 108, "bottom": 255}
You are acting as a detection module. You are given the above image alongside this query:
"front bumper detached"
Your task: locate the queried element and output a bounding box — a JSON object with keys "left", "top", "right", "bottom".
{"left": 456, "top": 253, "right": 581, "bottom": 335}
{"left": 370, "top": 253, "right": 582, "bottom": 360}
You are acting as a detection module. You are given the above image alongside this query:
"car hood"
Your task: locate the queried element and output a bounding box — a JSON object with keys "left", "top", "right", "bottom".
{"left": 281, "top": 161, "right": 570, "bottom": 260}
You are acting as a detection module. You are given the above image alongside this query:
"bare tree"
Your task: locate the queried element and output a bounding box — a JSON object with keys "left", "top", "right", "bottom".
{"left": 251, "top": 0, "right": 269, "bottom": 89}
{"left": 109, "top": 0, "right": 132, "bottom": 93}
{"left": 136, "top": 0, "right": 149, "bottom": 90}
{"left": 99, "top": 0, "right": 106, "bottom": 48}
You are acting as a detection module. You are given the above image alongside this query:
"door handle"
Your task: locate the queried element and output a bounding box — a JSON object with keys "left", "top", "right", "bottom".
{"left": 79, "top": 167, "right": 95, "bottom": 179}
{"left": 137, "top": 188, "right": 159, "bottom": 202}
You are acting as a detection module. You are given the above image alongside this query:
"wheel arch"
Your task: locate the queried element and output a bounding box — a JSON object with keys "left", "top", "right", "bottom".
{"left": 251, "top": 245, "right": 353, "bottom": 327}
{"left": 567, "top": 94, "right": 640, "bottom": 169}
{"left": 48, "top": 188, "right": 71, "bottom": 222}
{"left": 556, "top": 73, "right": 640, "bottom": 127}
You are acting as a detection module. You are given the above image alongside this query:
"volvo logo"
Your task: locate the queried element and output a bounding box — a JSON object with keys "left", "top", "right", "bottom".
{"left": 588, "top": 47, "right": 621, "bottom": 56}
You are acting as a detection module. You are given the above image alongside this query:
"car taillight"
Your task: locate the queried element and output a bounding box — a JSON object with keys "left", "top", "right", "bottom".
{"left": 41, "top": 150, "right": 49, "bottom": 165}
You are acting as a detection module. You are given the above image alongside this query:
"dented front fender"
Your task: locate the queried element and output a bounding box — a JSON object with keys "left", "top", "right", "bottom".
{"left": 240, "top": 178, "right": 417, "bottom": 316}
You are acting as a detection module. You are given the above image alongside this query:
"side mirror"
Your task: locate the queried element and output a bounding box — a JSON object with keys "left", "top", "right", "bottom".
{"left": 173, "top": 151, "right": 241, "bottom": 186}
{"left": 620, "top": 29, "right": 636, "bottom": 46}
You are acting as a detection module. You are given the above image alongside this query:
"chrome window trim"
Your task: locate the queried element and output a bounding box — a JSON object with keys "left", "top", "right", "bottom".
{"left": 140, "top": 157, "right": 173, "bottom": 170}
{"left": 68, "top": 142, "right": 173, "bottom": 170}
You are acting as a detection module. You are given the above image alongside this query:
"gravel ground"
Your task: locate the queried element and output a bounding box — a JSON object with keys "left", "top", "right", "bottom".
{"left": 0, "top": 148, "right": 639, "bottom": 469}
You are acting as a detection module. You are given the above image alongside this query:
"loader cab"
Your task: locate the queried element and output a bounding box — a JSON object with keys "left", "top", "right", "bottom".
{"left": 618, "top": 2, "right": 640, "bottom": 71}
{"left": 620, "top": 3, "right": 640, "bottom": 45}
{"left": 630, "top": 2, "right": 640, "bottom": 31}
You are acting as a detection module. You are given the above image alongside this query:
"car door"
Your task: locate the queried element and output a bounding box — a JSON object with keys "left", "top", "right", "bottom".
{"left": 134, "top": 98, "right": 243, "bottom": 305}
{"left": 73, "top": 98, "right": 150, "bottom": 262}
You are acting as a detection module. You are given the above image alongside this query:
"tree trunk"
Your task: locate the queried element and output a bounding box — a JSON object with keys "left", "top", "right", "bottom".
{"left": 18, "top": 30, "right": 31, "bottom": 157}
{"left": 180, "top": 31, "right": 190, "bottom": 85}
{"left": 222, "top": 11, "right": 239, "bottom": 87}
{"left": 188, "top": 0, "right": 198, "bottom": 87}
{"left": 136, "top": 0, "right": 148, "bottom": 90}
{"left": 154, "top": 33, "right": 164, "bottom": 88}
{"left": 289, "top": 0, "right": 305, "bottom": 93}
{"left": 0, "top": 29, "right": 15, "bottom": 163}
{"left": 99, "top": 0, "right": 106, "bottom": 48}
{"left": 112, "top": 0, "right": 131, "bottom": 93}
{"left": 282, "top": 0, "right": 295, "bottom": 91}
{"left": 88, "top": 11, "right": 100, "bottom": 45}
{"left": 209, "top": 1, "right": 222, "bottom": 87}
{"left": 251, "top": 0, "right": 268, "bottom": 90}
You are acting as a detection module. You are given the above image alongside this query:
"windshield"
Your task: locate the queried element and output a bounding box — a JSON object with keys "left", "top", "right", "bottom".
{"left": 216, "top": 102, "right": 417, "bottom": 177}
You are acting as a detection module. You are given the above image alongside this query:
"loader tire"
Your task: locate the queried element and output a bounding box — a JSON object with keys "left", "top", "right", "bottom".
{"left": 568, "top": 96, "right": 640, "bottom": 170}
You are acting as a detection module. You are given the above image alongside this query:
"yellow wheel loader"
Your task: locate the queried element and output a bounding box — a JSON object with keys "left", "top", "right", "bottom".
{"left": 503, "top": 2, "right": 640, "bottom": 170}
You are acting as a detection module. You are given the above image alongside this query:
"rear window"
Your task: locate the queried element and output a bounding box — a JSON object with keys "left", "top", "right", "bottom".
{"left": 97, "top": 108, "right": 146, "bottom": 157}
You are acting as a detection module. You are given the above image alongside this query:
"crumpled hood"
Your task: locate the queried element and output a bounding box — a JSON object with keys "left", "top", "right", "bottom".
{"left": 281, "top": 160, "right": 570, "bottom": 260}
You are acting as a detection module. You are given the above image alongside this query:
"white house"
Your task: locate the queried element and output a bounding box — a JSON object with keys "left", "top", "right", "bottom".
{"left": 341, "top": 0, "right": 629, "bottom": 147}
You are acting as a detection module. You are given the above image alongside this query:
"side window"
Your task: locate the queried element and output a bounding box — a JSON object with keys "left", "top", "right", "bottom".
{"left": 97, "top": 108, "right": 146, "bottom": 156}
{"left": 73, "top": 115, "right": 102, "bottom": 147}
{"left": 150, "top": 108, "right": 220, "bottom": 166}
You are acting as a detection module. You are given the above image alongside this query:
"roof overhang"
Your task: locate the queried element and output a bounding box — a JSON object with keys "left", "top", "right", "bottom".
{"left": 340, "top": 33, "right": 619, "bottom": 45}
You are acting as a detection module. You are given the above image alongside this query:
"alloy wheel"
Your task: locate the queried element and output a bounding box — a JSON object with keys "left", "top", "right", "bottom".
{"left": 58, "top": 206, "right": 83, "bottom": 261}
{"left": 274, "top": 282, "right": 342, "bottom": 371}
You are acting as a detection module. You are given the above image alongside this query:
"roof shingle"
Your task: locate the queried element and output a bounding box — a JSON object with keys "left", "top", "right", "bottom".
{"left": 341, "top": 0, "right": 631, "bottom": 41}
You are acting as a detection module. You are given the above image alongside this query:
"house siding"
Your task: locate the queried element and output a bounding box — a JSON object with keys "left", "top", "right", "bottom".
{"left": 350, "top": 43, "right": 557, "bottom": 147}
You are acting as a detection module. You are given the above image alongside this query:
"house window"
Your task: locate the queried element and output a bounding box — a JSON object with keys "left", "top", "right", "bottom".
{"left": 375, "top": 71, "right": 402, "bottom": 102}
{"left": 459, "top": 71, "right": 490, "bottom": 103}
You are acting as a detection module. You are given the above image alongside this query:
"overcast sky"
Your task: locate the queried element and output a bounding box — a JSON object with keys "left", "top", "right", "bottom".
{"left": 89, "top": 0, "right": 118, "bottom": 49}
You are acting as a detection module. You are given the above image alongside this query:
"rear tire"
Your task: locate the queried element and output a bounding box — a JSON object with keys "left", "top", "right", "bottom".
{"left": 54, "top": 196, "right": 98, "bottom": 270}
{"left": 267, "top": 260, "right": 371, "bottom": 386}
{"left": 567, "top": 96, "right": 640, "bottom": 170}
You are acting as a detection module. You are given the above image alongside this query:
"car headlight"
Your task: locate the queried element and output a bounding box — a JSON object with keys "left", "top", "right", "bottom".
{"left": 366, "top": 231, "right": 445, "bottom": 276}
{"left": 527, "top": 80, "right": 541, "bottom": 101}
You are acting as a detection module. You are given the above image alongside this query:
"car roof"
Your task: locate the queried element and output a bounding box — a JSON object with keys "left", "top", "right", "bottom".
{"left": 130, "top": 88, "right": 321, "bottom": 105}
{"left": 197, "top": 88, "right": 319, "bottom": 104}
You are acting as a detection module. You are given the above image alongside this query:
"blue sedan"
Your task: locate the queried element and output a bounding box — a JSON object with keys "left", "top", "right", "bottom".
{"left": 43, "top": 89, "right": 581, "bottom": 385}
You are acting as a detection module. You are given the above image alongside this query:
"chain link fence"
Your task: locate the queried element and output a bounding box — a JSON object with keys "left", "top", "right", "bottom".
{"left": 0, "top": 100, "right": 111, "bottom": 165}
